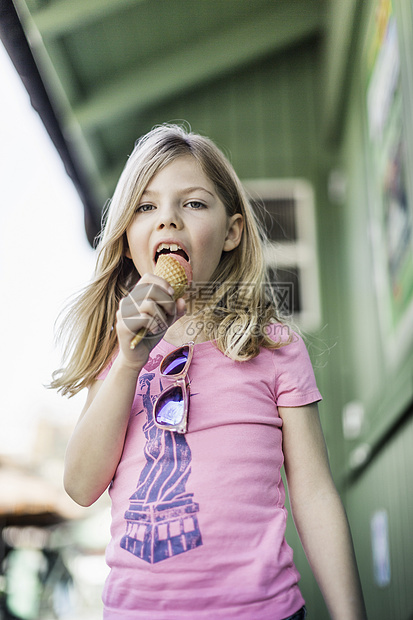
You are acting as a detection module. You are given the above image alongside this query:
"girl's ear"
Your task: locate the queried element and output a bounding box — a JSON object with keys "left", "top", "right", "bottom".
{"left": 223, "top": 214, "right": 244, "bottom": 252}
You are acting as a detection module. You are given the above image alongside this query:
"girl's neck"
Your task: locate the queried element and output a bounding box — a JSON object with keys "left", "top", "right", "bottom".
{"left": 164, "top": 313, "right": 210, "bottom": 347}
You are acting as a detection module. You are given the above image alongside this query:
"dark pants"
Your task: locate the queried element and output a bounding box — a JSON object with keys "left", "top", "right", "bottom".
{"left": 283, "top": 606, "right": 307, "bottom": 620}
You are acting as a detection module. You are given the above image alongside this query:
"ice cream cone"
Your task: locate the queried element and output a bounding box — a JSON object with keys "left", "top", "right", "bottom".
{"left": 130, "top": 254, "right": 192, "bottom": 349}
{"left": 154, "top": 254, "right": 190, "bottom": 300}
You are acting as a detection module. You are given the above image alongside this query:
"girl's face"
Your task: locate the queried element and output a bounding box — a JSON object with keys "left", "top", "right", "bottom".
{"left": 125, "top": 155, "right": 243, "bottom": 284}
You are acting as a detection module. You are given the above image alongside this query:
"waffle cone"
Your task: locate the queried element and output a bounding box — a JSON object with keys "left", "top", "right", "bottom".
{"left": 154, "top": 254, "right": 190, "bottom": 300}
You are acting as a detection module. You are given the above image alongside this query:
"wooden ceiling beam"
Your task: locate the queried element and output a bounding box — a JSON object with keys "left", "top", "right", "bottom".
{"left": 26, "top": 0, "right": 144, "bottom": 37}
{"left": 72, "top": 3, "right": 325, "bottom": 132}
{"left": 322, "top": 0, "right": 363, "bottom": 144}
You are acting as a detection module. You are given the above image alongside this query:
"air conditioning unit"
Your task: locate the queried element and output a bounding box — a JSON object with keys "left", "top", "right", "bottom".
{"left": 243, "top": 178, "right": 321, "bottom": 331}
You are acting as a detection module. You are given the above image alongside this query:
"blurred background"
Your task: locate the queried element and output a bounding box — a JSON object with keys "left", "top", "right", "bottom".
{"left": 0, "top": 0, "right": 412, "bottom": 618}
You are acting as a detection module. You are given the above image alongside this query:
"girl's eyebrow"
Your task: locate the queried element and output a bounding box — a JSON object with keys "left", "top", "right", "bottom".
{"left": 182, "top": 186, "right": 214, "bottom": 197}
{"left": 141, "top": 186, "right": 215, "bottom": 198}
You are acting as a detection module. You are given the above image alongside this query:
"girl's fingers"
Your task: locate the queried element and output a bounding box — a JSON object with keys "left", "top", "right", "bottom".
{"left": 117, "top": 278, "right": 176, "bottom": 346}
{"left": 116, "top": 274, "right": 185, "bottom": 358}
{"left": 118, "top": 299, "right": 169, "bottom": 337}
{"left": 128, "top": 281, "right": 176, "bottom": 315}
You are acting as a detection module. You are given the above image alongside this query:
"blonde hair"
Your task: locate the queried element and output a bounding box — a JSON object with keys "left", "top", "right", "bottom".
{"left": 51, "top": 124, "right": 290, "bottom": 396}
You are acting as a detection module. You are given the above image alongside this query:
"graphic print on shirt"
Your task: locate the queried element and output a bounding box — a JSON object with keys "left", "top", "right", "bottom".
{"left": 120, "top": 371, "right": 203, "bottom": 563}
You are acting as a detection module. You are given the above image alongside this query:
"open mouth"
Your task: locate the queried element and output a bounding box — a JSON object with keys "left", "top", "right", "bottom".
{"left": 155, "top": 243, "right": 189, "bottom": 263}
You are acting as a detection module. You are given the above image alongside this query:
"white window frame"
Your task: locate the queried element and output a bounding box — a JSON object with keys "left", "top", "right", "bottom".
{"left": 243, "top": 178, "right": 321, "bottom": 331}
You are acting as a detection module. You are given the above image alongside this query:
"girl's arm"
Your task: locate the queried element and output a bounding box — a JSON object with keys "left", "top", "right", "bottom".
{"left": 64, "top": 275, "right": 183, "bottom": 507}
{"left": 63, "top": 357, "right": 141, "bottom": 506}
{"left": 279, "top": 403, "right": 367, "bottom": 620}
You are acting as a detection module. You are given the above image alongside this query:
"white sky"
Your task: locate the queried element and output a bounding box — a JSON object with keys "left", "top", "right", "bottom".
{"left": 0, "top": 42, "right": 96, "bottom": 457}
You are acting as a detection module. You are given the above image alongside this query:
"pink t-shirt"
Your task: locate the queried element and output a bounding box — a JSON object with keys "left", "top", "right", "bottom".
{"left": 100, "top": 325, "right": 321, "bottom": 619}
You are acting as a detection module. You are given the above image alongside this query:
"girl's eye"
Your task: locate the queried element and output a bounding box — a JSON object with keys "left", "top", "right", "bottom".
{"left": 186, "top": 200, "right": 206, "bottom": 209}
{"left": 136, "top": 204, "right": 155, "bottom": 213}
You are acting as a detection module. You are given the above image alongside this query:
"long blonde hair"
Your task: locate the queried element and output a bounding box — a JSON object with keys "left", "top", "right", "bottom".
{"left": 51, "top": 124, "right": 290, "bottom": 396}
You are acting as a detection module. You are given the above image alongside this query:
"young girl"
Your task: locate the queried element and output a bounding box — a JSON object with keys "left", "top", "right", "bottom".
{"left": 53, "top": 124, "right": 367, "bottom": 619}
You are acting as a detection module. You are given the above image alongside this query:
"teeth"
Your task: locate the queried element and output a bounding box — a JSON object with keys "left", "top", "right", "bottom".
{"left": 157, "top": 243, "right": 182, "bottom": 253}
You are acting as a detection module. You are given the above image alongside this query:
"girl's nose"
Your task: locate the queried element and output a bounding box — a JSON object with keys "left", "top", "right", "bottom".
{"left": 156, "top": 204, "right": 183, "bottom": 230}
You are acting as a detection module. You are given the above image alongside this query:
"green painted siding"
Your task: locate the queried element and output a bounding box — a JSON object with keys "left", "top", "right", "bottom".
{"left": 103, "top": 37, "right": 322, "bottom": 186}
{"left": 346, "top": 414, "right": 413, "bottom": 619}
{"left": 324, "top": 0, "right": 413, "bottom": 618}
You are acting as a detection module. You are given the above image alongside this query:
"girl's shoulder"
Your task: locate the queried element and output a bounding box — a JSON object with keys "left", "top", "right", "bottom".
{"left": 264, "top": 323, "right": 322, "bottom": 406}
{"left": 266, "top": 322, "right": 309, "bottom": 361}
{"left": 265, "top": 322, "right": 298, "bottom": 346}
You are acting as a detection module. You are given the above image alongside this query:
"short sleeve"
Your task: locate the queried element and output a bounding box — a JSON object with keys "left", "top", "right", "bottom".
{"left": 272, "top": 330, "right": 322, "bottom": 407}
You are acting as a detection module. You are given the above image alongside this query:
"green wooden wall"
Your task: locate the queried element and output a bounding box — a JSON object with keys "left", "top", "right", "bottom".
{"left": 332, "top": 0, "right": 413, "bottom": 618}
{"left": 346, "top": 415, "right": 413, "bottom": 619}
{"left": 104, "top": 37, "right": 322, "bottom": 186}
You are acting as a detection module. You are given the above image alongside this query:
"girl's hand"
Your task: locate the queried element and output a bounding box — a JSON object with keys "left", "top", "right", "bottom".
{"left": 116, "top": 273, "right": 186, "bottom": 368}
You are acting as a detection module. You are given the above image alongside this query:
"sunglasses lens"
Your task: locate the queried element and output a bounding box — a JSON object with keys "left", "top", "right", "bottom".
{"left": 160, "top": 345, "right": 190, "bottom": 376}
{"left": 154, "top": 385, "right": 185, "bottom": 427}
